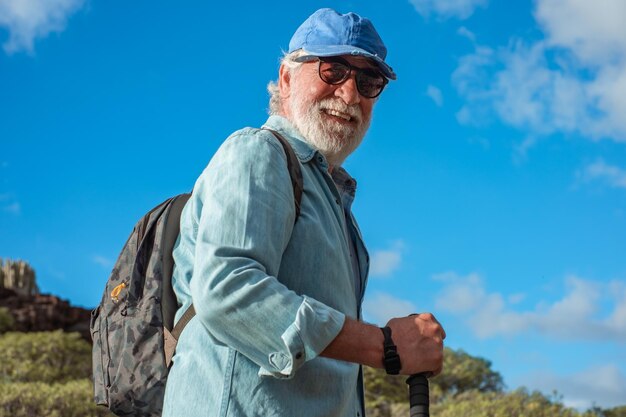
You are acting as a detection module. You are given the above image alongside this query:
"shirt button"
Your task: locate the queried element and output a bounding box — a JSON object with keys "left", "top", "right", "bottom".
{"left": 295, "top": 352, "right": 303, "bottom": 360}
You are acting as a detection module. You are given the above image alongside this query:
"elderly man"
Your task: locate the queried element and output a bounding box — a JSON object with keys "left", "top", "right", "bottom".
{"left": 163, "top": 8, "right": 445, "bottom": 417}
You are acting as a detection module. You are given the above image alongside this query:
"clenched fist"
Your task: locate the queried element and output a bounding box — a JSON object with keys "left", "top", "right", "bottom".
{"left": 386, "top": 313, "right": 446, "bottom": 376}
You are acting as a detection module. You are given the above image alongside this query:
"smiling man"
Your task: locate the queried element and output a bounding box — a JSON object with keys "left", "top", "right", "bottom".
{"left": 163, "top": 8, "right": 445, "bottom": 417}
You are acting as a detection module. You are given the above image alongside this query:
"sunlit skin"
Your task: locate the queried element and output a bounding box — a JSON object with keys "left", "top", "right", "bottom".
{"left": 279, "top": 55, "right": 378, "bottom": 137}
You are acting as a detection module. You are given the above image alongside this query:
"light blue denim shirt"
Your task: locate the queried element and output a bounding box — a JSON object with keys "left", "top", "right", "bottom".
{"left": 162, "top": 115, "right": 370, "bottom": 417}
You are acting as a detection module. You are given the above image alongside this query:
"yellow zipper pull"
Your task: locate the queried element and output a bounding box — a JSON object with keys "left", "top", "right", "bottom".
{"left": 111, "top": 282, "right": 127, "bottom": 303}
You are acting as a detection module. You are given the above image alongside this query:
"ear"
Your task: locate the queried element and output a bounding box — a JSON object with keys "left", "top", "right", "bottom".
{"left": 278, "top": 64, "right": 291, "bottom": 100}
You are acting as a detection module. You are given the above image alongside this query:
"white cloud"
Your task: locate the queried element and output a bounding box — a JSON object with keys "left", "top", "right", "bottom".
{"left": 409, "top": 0, "right": 488, "bottom": 20}
{"left": 453, "top": 0, "right": 626, "bottom": 144}
{"left": 369, "top": 241, "right": 404, "bottom": 278}
{"left": 92, "top": 255, "right": 113, "bottom": 269}
{"left": 607, "top": 281, "right": 626, "bottom": 333}
{"left": 432, "top": 271, "right": 483, "bottom": 312}
{"left": 454, "top": 41, "right": 600, "bottom": 137}
{"left": 579, "top": 160, "right": 626, "bottom": 189}
{"left": 535, "top": 0, "right": 626, "bottom": 65}
{"left": 426, "top": 85, "right": 444, "bottom": 107}
{"left": 435, "top": 272, "right": 626, "bottom": 341}
{"left": 519, "top": 365, "right": 626, "bottom": 409}
{"left": 363, "top": 292, "right": 417, "bottom": 325}
{"left": 457, "top": 26, "right": 476, "bottom": 42}
{"left": 508, "top": 293, "right": 526, "bottom": 304}
{"left": 0, "top": 0, "right": 86, "bottom": 54}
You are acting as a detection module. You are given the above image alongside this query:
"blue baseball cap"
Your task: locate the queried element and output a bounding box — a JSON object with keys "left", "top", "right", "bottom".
{"left": 288, "top": 8, "right": 397, "bottom": 80}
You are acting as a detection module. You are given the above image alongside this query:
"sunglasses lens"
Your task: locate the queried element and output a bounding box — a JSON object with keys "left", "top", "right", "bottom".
{"left": 318, "top": 59, "right": 387, "bottom": 98}
{"left": 356, "top": 72, "right": 386, "bottom": 98}
{"left": 319, "top": 61, "right": 350, "bottom": 84}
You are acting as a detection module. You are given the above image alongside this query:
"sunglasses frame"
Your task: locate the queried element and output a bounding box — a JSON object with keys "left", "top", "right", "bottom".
{"left": 316, "top": 57, "right": 388, "bottom": 99}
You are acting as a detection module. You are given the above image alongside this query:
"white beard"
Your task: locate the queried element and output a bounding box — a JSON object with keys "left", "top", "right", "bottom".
{"left": 288, "top": 94, "right": 370, "bottom": 167}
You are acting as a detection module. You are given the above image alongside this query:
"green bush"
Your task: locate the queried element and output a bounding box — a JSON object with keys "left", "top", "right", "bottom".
{"left": 604, "top": 406, "right": 626, "bottom": 417}
{"left": 364, "top": 347, "right": 504, "bottom": 416}
{"left": 0, "top": 330, "right": 91, "bottom": 383}
{"left": 364, "top": 366, "right": 408, "bottom": 417}
{"left": 363, "top": 348, "right": 625, "bottom": 417}
{"left": 432, "top": 389, "right": 602, "bottom": 417}
{"left": 0, "top": 308, "right": 15, "bottom": 333}
{"left": 0, "top": 379, "right": 112, "bottom": 417}
{"left": 368, "top": 388, "right": 606, "bottom": 417}
{"left": 432, "top": 348, "right": 505, "bottom": 396}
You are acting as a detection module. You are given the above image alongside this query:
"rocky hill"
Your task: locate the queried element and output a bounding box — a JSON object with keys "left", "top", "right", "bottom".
{"left": 0, "top": 259, "right": 91, "bottom": 341}
{"left": 1, "top": 258, "right": 39, "bottom": 296}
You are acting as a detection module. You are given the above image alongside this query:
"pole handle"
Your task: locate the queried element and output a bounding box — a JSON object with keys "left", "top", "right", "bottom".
{"left": 406, "top": 373, "right": 429, "bottom": 417}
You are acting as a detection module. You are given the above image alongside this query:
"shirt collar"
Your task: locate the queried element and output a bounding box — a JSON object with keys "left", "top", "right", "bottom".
{"left": 262, "top": 115, "right": 318, "bottom": 163}
{"left": 331, "top": 166, "right": 358, "bottom": 199}
{"left": 262, "top": 114, "right": 358, "bottom": 196}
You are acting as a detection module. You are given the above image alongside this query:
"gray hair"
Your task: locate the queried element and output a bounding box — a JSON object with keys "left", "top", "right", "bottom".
{"left": 267, "top": 50, "right": 309, "bottom": 115}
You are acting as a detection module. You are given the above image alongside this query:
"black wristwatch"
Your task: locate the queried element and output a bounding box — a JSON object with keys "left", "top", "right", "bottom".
{"left": 380, "top": 326, "right": 402, "bottom": 375}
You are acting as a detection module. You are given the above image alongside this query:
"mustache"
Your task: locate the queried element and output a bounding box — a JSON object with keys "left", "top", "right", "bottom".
{"left": 317, "top": 98, "right": 362, "bottom": 123}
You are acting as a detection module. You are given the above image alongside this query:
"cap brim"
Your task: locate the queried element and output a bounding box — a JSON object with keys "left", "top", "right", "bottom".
{"left": 293, "top": 46, "right": 397, "bottom": 80}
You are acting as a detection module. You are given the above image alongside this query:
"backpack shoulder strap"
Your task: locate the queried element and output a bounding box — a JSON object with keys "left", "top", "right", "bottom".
{"left": 263, "top": 128, "right": 303, "bottom": 220}
{"left": 167, "top": 129, "right": 304, "bottom": 365}
{"left": 162, "top": 193, "right": 192, "bottom": 332}
{"left": 170, "top": 304, "right": 196, "bottom": 342}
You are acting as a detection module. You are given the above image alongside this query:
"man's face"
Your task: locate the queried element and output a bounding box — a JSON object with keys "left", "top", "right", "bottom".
{"left": 280, "top": 55, "right": 379, "bottom": 167}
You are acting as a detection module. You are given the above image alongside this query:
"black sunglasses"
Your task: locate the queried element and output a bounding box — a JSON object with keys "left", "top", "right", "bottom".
{"left": 316, "top": 57, "right": 388, "bottom": 99}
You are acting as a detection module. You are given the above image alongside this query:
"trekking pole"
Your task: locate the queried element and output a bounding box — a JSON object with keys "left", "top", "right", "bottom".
{"left": 406, "top": 372, "right": 429, "bottom": 417}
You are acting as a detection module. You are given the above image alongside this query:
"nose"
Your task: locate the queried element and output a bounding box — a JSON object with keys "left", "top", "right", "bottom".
{"left": 334, "top": 74, "right": 360, "bottom": 106}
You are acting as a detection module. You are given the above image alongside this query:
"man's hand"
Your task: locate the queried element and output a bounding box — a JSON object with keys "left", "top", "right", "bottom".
{"left": 386, "top": 313, "right": 446, "bottom": 376}
{"left": 320, "top": 313, "right": 445, "bottom": 376}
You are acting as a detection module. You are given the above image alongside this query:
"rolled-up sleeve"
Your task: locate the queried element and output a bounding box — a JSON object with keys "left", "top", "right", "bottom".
{"left": 188, "top": 130, "right": 345, "bottom": 378}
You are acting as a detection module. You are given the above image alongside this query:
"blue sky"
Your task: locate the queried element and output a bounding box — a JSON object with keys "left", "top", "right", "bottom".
{"left": 1, "top": 0, "right": 625, "bottom": 410}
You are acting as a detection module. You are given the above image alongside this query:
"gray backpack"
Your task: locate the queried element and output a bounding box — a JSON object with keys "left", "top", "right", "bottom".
{"left": 91, "top": 129, "right": 303, "bottom": 416}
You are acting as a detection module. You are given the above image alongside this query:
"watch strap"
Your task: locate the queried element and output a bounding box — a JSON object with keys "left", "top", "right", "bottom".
{"left": 381, "top": 326, "right": 402, "bottom": 375}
